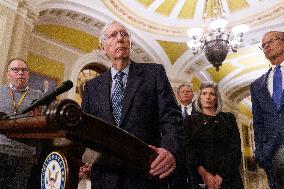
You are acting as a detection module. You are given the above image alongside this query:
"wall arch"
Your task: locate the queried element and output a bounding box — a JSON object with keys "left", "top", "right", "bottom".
{"left": 68, "top": 50, "right": 110, "bottom": 100}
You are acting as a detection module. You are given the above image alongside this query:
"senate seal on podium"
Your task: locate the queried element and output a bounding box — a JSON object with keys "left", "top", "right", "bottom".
{"left": 41, "top": 152, "right": 67, "bottom": 189}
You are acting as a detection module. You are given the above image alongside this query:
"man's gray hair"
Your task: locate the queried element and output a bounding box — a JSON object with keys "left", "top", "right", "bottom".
{"left": 263, "top": 31, "right": 284, "bottom": 39}
{"left": 194, "top": 81, "right": 223, "bottom": 114}
{"left": 7, "top": 58, "right": 28, "bottom": 71}
{"left": 99, "top": 21, "right": 131, "bottom": 46}
{"left": 177, "top": 84, "right": 192, "bottom": 94}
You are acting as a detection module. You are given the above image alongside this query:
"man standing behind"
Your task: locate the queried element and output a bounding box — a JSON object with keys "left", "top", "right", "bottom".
{"left": 0, "top": 58, "right": 43, "bottom": 188}
{"left": 0, "top": 58, "right": 43, "bottom": 115}
{"left": 81, "top": 21, "right": 183, "bottom": 189}
{"left": 169, "top": 84, "right": 194, "bottom": 189}
{"left": 250, "top": 31, "right": 284, "bottom": 189}
{"left": 177, "top": 84, "right": 194, "bottom": 117}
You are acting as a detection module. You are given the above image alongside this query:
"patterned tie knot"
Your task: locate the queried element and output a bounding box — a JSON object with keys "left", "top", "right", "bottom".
{"left": 115, "top": 72, "right": 124, "bottom": 81}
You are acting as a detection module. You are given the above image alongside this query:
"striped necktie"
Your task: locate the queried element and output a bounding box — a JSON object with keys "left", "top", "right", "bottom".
{"left": 183, "top": 106, "right": 188, "bottom": 119}
{"left": 272, "top": 65, "right": 283, "bottom": 111}
{"left": 112, "top": 72, "right": 125, "bottom": 125}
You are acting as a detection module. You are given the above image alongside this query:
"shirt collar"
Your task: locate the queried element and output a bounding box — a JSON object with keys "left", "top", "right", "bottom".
{"left": 111, "top": 62, "right": 130, "bottom": 79}
{"left": 271, "top": 61, "right": 284, "bottom": 71}
{"left": 181, "top": 103, "right": 192, "bottom": 109}
{"left": 9, "top": 83, "right": 29, "bottom": 92}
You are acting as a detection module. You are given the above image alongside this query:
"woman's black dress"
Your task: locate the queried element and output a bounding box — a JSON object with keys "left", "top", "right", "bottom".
{"left": 185, "top": 112, "right": 244, "bottom": 189}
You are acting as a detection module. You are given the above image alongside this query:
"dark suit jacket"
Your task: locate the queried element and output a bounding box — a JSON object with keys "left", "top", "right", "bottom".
{"left": 82, "top": 61, "right": 183, "bottom": 189}
{"left": 251, "top": 68, "right": 284, "bottom": 170}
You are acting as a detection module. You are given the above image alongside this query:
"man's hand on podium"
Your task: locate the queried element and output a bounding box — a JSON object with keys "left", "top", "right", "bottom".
{"left": 148, "top": 145, "right": 176, "bottom": 179}
{"left": 79, "top": 163, "right": 92, "bottom": 180}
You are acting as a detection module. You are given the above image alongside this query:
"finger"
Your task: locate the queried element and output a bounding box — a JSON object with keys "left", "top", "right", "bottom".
{"left": 152, "top": 160, "right": 173, "bottom": 176}
{"left": 149, "top": 149, "right": 167, "bottom": 169}
{"left": 148, "top": 145, "right": 157, "bottom": 151}
{"left": 214, "top": 176, "right": 222, "bottom": 186}
{"left": 158, "top": 163, "right": 176, "bottom": 179}
{"left": 149, "top": 157, "right": 169, "bottom": 176}
{"left": 150, "top": 157, "right": 175, "bottom": 176}
{"left": 148, "top": 145, "right": 161, "bottom": 168}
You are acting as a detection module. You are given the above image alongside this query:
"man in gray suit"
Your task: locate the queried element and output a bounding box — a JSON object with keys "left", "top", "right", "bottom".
{"left": 250, "top": 31, "right": 284, "bottom": 189}
{"left": 81, "top": 21, "right": 183, "bottom": 189}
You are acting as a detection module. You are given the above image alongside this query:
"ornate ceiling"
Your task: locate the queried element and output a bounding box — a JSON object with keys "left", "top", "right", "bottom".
{"left": 23, "top": 0, "right": 284, "bottom": 116}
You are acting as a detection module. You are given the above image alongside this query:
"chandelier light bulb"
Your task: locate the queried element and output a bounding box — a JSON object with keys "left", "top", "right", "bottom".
{"left": 187, "top": 0, "right": 249, "bottom": 71}
{"left": 230, "top": 39, "right": 241, "bottom": 45}
{"left": 230, "top": 39, "right": 241, "bottom": 52}
{"left": 232, "top": 24, "right": 249, "bottom": 35}
{"left": 209, "top": 18, "right": 228, "bottom": 30}
{"left": 187, "top": 28, "right": 203, "bottom": 38}
{"left": 187, "top": 40, "right": 201, "bottom": 48}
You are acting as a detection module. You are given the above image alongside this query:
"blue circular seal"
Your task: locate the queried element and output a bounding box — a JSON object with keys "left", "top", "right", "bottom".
{"left": 41, "top": 152, "right": 67, "bottom": 189}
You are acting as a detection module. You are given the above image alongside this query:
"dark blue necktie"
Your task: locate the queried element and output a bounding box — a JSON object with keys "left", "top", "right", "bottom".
{"left": 183, "top": 106, "right": 188, "bottom": 119}
{"left": 272, "top": 65, "right": 282, "bottom": 111}
{"left": 112, "top": 72, "right": 125, "bottom": 125}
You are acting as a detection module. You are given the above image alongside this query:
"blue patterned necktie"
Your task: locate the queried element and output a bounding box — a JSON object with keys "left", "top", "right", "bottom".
{"left": 112, "top": 72, "right": 125, "bottom": 125}
{"left": 272, "top": 65, "right": 283, "bottom": 111}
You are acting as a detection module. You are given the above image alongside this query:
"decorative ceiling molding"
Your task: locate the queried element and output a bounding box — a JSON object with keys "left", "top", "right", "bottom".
{"left": 38, "top": 8, "right": 105, "bottom": 36}
{"left": 102, "top": 0, "right": 185, "bottom": 36}
{"left": 102, "top": 0, "right": 284, "bottom": 37}
{"left": 241, "top": 5, "right": 284, "bottom": 27}
{"left": 35, "top": 8, "right": 154, "bottom": 64}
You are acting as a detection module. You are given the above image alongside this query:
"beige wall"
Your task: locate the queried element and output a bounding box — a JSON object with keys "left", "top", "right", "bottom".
{"left": 0, "top": 1, "right": 18, "bottom": 83}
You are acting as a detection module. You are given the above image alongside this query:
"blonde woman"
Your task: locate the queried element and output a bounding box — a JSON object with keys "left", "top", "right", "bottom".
{"left": 184, "top": 82, "right": 243, "bottom": 189}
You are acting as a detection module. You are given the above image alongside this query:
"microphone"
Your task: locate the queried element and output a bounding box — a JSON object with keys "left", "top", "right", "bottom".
{"left": 20, "top": 80, "right": 73, "bottom": 115}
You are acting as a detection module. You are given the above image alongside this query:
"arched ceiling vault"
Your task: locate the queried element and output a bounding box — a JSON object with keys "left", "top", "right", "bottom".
{"left": 26, "top": 0, "right": 284, "bottom": 112}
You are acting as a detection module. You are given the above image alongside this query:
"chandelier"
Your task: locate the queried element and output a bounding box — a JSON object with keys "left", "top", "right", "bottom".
{"left": 187, "top": 0, "right": 249, "bottom": 71}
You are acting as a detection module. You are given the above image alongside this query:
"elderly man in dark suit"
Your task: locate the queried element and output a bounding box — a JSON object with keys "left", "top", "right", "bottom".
{"left": 250, "top": 31, "right": 284, "bottom": 189}
{"left": 81, "top": 21, "right": 183, "bottom": 189}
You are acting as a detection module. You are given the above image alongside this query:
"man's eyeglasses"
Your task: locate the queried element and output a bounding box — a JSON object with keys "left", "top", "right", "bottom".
{"left": 9, "top": 67, "right": 29, "bottom": 73}
{"left": 105, "top": 31, "right": 130, "bottom": 40}
{"left": 260, "top": 37, "right": 284, "bottom": 50}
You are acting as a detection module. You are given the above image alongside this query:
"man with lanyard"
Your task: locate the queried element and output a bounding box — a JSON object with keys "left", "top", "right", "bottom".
{"left": 0, "top": 58, "right": 43, "bottom": 188}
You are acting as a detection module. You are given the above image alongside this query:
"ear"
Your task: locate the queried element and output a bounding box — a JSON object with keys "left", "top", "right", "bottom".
{"left": 6, "top": 71, "right": 9, "bottom": 80}
{"left": 100, "top": 43, "right": 107, "bottom": 55}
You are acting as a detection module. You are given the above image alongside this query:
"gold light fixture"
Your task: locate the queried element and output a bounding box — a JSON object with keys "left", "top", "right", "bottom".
{"left": 187, "top": 0, "right": 249, "bottom": 71}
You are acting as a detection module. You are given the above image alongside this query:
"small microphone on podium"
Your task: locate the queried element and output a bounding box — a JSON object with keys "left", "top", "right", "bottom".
{"left": 20, "top": 80, "right": 73, "bottom": 115}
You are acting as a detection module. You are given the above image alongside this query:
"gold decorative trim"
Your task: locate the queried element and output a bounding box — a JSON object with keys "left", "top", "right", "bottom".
{"left": 102, "top": 0, "right": 284, "bottom": 36}
{"left": 102, "top": 0, "right": 185, "bottom": 36}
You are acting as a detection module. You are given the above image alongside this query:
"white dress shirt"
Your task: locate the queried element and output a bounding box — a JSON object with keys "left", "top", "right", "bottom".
{"left": 267, "top": 61, "right": 284, "bottom": 97}
{"left": 181, "top": 103, "right": 192, "bottom": 116}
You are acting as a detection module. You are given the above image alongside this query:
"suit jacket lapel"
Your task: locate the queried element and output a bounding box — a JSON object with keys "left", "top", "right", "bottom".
{"left": 97, "top": 70, "right": 114, "bottom": 123}
{"left": 120, "top": 62, "right": 144, "bottom": 125}
{"left": 257, "top": 68, "right": 279, "bottom": 112}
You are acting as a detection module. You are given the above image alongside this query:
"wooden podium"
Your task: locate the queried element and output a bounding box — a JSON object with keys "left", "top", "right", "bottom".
{"left": 0, "top": 99, "right": 157, "bottom": 189}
